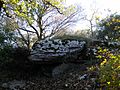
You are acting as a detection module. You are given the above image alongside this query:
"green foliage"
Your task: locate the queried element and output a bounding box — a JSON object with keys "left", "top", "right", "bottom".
{"left": 1, "top": 0, "right": 73, "bottom": 24}
{"left": 0, "top": 17, "right": 16, "bottom": 66}
{"left": 0, "top": 0, "right": 77, "bottom": 47}
{"left": 0, "top": 46, "right": 30, "bottom": 68}
{"left": 12, "top": 47, "right": 30, "bottom": 67}
{"left": 0, "top": 17, "right": 17, "bottom": 46}
{"left": 0, "top": 46, "right": 13, "bottom": 66}
{"left": 97, "top": 14, "right": 120, "bottom": 41}
{"left": 97, "top": 48, "right": 120, "bottom": 89}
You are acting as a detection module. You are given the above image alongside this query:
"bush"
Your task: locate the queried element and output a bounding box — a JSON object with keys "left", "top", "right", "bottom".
{"left": 97, "top": 48, "right": 120, "bottom": 89}
{"left": 0, "top": 46, "right": 30, "bottom": 69}
{"left": 0, "top": 45, "right": 14, "bottom": 67}
{"left": 12, "top": 47, "right": 30, "bottom": 65}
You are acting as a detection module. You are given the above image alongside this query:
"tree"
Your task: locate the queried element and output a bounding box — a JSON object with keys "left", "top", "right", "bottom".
{"left": 0, "top": 0, "right": 82, "bottom": 49}
{"left": 0, "top": 17, "right": 16, "bottom": 65}
{"left": 82, "top": 1, "right": 99, "bottom": 39}
{"left": 0, "top": 17, "right": 16, "bottom": 47}
{"left": 84, "top": 10, "right": 97, "bottom": 38}
{"left": 97, "top": 14, "right": 120, "bottom": 41}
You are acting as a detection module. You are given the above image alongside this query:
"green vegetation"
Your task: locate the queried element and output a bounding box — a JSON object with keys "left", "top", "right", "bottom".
{"left": 0, "top": 0, "right": 120, "bottom": 89}
{"left": 96, "top": 48, "right": 120, "bottom": 89}
{"left": 0, "top": 0, "right": 79, "bottom": 49}
{"left": 97, "top": 14, "right": 120, "bottom": 41}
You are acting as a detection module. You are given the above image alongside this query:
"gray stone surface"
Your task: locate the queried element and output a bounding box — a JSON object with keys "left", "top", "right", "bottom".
{"left": 2, "top": 80, "right": 26, "bottom": 90}
{"left": 29, "top": 39, "right": 86, "bottom": 63}
{"left": 52, "top": 63, "right": 70, "bottom": 78}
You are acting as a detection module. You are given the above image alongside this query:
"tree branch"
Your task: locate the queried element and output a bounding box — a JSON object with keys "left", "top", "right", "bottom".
{"left": 19, "top": 28, "right": 36, "bottom": 33}
{"left": 27, "top": 20, "right": 40, "bottom": 39}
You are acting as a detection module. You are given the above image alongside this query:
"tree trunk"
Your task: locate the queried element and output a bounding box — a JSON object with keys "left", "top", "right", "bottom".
{"left": 38, "top": 16, "right": 43, "bottom": 41}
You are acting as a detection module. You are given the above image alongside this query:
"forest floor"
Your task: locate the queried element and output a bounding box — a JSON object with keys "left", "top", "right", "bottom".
{"left": 0, "top": 60, "right": 100, "bottom": 90}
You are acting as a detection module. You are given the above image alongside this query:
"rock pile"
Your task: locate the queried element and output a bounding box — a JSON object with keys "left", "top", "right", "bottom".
{"left": 29, "top": 39, "right": 86, "bottom": 63}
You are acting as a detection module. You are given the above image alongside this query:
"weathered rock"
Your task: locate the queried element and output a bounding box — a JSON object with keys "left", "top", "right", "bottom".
{"left": 2, "top": 83, "right": 9, "bottom": 89}
{"left": 52, "top": 63, "right": 70, "bottom": 78}
{"left": 28, "top": 39, "right": 86, "bottom": 63}
{"left": 2, "top": 80, "right": 26, "bottom": 90}
{"left": 78, "top": 74, "right": 87, "bottom": 80}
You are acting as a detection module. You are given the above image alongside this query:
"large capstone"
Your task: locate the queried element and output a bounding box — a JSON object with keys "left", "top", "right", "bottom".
{"left": 28, "top": 39, "right": 86, "bottom": 63}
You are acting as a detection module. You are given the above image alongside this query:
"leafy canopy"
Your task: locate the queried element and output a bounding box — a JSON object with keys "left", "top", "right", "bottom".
{"left": 0, "top": 0, "right": 75, "bottom": 23}
{"left": 97, "top": 14, "right": 120, "bottom": 41}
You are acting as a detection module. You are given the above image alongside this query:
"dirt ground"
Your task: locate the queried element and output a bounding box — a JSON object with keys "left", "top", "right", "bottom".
{"left": 0, "top": 62, "right": 99, "bottom": 90}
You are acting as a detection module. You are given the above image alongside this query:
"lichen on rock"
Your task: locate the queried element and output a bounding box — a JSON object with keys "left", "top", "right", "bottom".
{"left": 28, "top": 39, "right": 86, "bottom": 63}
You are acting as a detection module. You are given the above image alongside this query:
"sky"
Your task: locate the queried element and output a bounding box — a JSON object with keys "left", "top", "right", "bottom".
{"left": 66, "top": 0, "right": 120, "bottom": 12}
{"left": 20, "top": 0, "right": 120, "bottom": 35}
{"left": 65, "top": 0, "right": 120, "bottom": 30}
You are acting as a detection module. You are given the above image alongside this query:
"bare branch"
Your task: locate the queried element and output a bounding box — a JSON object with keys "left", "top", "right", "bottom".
{"left": 17, "top": 29, "right": 28, "bottom": 46}
{"left": 27, "top": 20, "right": 40, "bottom": 38}
{"left": 52, "top": 12, "right": 77, "bottom": 32}
{"left": 43, "top": 20, "right": 58, "bottom": 29}
{"left": 44, "top": 1, "right": 63, "bottom": 14}
{"left": 19, "top": 28, "right": 36, "bottom": 33}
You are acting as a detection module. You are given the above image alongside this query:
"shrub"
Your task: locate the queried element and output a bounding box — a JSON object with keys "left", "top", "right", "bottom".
{"left": 0, "top": 45, "right": 14, "bottom": 67}
{"left": 0, "top": 46, "right": 30, "bottom": 68}
{"left": 97, "top": 48, "right": 120, "bottom": 89}
{"left": 12, "top": 47, "right": 30, "bottom": 66}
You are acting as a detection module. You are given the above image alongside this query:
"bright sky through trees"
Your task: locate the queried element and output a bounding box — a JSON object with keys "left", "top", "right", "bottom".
{"left": 66, "top": 0, "right": 120, "bottom": 30}
{"left": 66, "top": 0, "right": 120, "bottom": 12}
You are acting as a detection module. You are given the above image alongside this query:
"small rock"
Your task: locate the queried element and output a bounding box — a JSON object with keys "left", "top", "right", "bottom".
{"left": 2, "top": 83, "right": 9, "bottom": 88}
{"left": 91, "top": 78, "right": 96, "bottom": 83}
{"left": 2, "top": 80, "right": 26, "bottom": 90}
{"left": 87, "top": 85, "right": 91, "bottom": 87}
{"left": 84, "top": 87, "right": 88, "bottom": 90}
{"left": 78, "top": 74, "right": 87, "bottom": 80}
{"left": 52, "top": 63, "right": 70, "bottom": 78}
{"left": 65, "top": 84, "right": 68, "bottom": 87}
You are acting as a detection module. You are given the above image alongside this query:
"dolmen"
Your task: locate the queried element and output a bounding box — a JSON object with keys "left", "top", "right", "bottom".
{"left": 28, "top": 39, "right": 86, "bottom": 64}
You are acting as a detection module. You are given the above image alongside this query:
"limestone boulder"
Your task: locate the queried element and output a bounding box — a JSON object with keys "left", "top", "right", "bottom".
{"left": 28, "top": 39, "right": 86, "bottom": 63}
